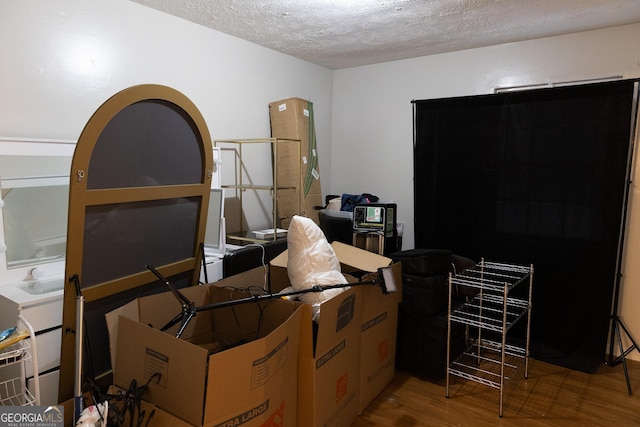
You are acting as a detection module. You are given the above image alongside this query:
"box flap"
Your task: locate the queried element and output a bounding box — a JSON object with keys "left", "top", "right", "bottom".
{"left": 105, "top": 299, "right": 140, "bottom": 368}
{"left": 270, "top": 242, "right": 392, "bottom": 273}
{"left": 114, "top": 316, "right": 210, "bottom": 426}
{"left": 105, "top": 283, "right": 218, "bottom": 373}
{"left": 331, "top": 241, "right": 392, "bottom": 272}
{"left": 270, "top": 250, "right": 288, "bottom": 268}
{"left": 266, "top": 253, "right": 290, "bottom": 293}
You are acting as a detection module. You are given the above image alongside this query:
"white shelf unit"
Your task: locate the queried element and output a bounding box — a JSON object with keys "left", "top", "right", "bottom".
{"left": 446, "top": 260, "right": 533, "bottom": 417}
{"left": 0, "top": 286, "right": 60, "bottom": 406}
{"left": 213, "top": 138, "right": 300, "bottom": 244}
{"left": 0, "top": 315, "right": 39, "bottom": 406}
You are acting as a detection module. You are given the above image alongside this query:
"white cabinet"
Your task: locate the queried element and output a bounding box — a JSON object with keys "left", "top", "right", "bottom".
{"left": 0, "top": 138, "right": 70, "bottom": 406}
{"left": 0, "top": 281, "right": 63, "bottom": 406}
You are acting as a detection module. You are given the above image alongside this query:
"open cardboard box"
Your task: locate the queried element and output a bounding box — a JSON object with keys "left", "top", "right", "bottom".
{"left": 61, "top": 386, "right": 193, "bottom": 427}
{"left": 269, "top": 241, "right": 402, "bottom": 426}
{"left": 106, "top": 269, "right": 307, "bottom": 427}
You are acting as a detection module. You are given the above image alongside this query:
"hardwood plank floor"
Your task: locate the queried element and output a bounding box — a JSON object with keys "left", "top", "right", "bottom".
{"left": 354, "top": 358, "right": 640, "bottom": 426}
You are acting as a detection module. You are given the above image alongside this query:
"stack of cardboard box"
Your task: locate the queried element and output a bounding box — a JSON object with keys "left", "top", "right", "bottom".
{"left": 270, "top": 242, "right": 403, "bottom": 425}
{"left": 106, "top": 243, "right": 402, "bottom": 427}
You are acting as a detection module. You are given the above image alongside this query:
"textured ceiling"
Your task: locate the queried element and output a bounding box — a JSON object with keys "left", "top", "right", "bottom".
{"left": 131, "top": 0, "right": 640, "bottom": 69}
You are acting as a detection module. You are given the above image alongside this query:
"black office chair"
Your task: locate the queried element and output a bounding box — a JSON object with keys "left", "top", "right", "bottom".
{"left": 318, "top": 211, "right": 353, "bottom": 245}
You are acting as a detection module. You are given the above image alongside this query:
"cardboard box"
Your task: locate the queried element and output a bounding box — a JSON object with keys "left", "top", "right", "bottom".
{"left": 61, "top": 388, "right": 192, "bottom": 427}
{"left": 106, "top": 275, "right": 306, "bottom": 427}
{"left": 270, "top": 242, "right": 402, "bottom": 426}
{"left": 109, "top": 386, "right": 193, "bottom": 427}
{"left": 358, "top": 278, "right": 401, "bottom": 413}
{"left": 300, "top": 288, "right": 362, "bottom": 427}
{"left": 330, "top": 243, "right": 403, "bottom": 413}
{"left": 269, "top": 97, "right": 323, "bottom": 225}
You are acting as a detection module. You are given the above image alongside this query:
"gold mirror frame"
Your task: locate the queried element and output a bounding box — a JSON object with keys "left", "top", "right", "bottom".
{"left": 58, "top": 84, "right": 213, "bottom": 402}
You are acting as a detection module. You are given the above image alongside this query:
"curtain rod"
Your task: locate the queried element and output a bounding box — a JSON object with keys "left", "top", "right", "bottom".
{"left": 494, "top": 75, "right": 625, "bottom": 93}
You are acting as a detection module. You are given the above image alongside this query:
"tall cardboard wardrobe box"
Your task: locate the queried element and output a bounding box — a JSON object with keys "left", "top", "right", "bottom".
{"left": 269, "top": 97, "right": 323, "bottom": 226}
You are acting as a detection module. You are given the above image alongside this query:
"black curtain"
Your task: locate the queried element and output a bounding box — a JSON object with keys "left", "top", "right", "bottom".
{"left": 413, "top": 80, "right": 638, "bottom": 373}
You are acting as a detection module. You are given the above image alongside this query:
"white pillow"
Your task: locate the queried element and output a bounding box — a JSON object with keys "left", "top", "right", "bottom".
{"left": 286, "top": 215, "right": 348, "bottom": 319}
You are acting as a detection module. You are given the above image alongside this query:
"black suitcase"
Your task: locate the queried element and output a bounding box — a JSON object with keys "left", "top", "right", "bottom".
{"left": 402, "top": 273, "right": 450, "bottom": 317}
{"left": 396, "top": 310, "right": 467, "bottom": 379}
{"left": 390, "top": 249, "right": 452, "bottom": 276}
{"left": 392, "top": 249, "right": 474, "bottom": 379}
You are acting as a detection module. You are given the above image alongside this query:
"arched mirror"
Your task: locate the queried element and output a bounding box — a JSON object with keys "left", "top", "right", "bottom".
{"left": 58, "top": 85, "right": 213, "bottom": 402}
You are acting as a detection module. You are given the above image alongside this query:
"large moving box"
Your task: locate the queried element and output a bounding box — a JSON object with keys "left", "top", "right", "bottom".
{"left": 270, "top": 242, "right": 402, "bottom": 426}
{"left": 330, "top": 243, "right": 403, "bottom": 413}
{"left": 62, "top": 391, "right": 193, "bottom": 427}
{"left": 299, "top": 288, "right": 362, "bottom": 427}
{"left": 269, "top": 97, "right": 323, "bottom": 225}
{"left": 106, "top": 271, "right": 306, "bottom": 427}
{"left": 358, "top": 280, "right": 401, "bottom": 412}
{"left": 106, "top": 244, "right": 400, "bottom": 427}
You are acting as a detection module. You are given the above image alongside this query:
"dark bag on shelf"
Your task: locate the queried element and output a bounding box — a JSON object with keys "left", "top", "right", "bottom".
{"left": 451, "top": 254, "right": 479, "bottom": 298}
{"left": 340, "top": 192, "right": 379, "bottom": 211}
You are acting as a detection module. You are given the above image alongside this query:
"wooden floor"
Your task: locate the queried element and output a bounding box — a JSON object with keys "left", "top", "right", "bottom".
{"left": 354, "top": 358, "right": 640, "bottom": 426}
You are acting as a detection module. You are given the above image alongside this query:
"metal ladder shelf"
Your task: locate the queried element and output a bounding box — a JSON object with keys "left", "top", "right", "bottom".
{"left": 0, "top": 315, "right": 40, "bottom": 406}
{"left": 446, "top": 259, "right": 533, "bottom": 417}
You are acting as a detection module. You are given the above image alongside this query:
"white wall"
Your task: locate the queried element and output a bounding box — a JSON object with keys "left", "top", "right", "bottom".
{"left": 0, "top": 0, "right": 334, "bottom": 230}
{"left": 332, "top": 23, "right": 640, "bottom": 361}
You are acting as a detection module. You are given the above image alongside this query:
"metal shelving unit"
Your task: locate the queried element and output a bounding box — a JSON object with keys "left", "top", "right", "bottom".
{"left": 0, "top": 315, "right": 39, "bottom": 406}
{"left": 213, "top": 138, "right": 301, "bottom": 244}
{"left": 446, "top": 260, "right": 533, "bottom": 417}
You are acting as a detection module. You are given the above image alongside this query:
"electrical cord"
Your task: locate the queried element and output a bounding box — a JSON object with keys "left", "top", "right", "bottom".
{"left": 243, "top": 243, "right": 268, "bottom": 290}
{"left": 83, "top": 373, "right": 160, "bottom": 427}
{"left": 221, "top": 285, "right": 270, "bottom": 339}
